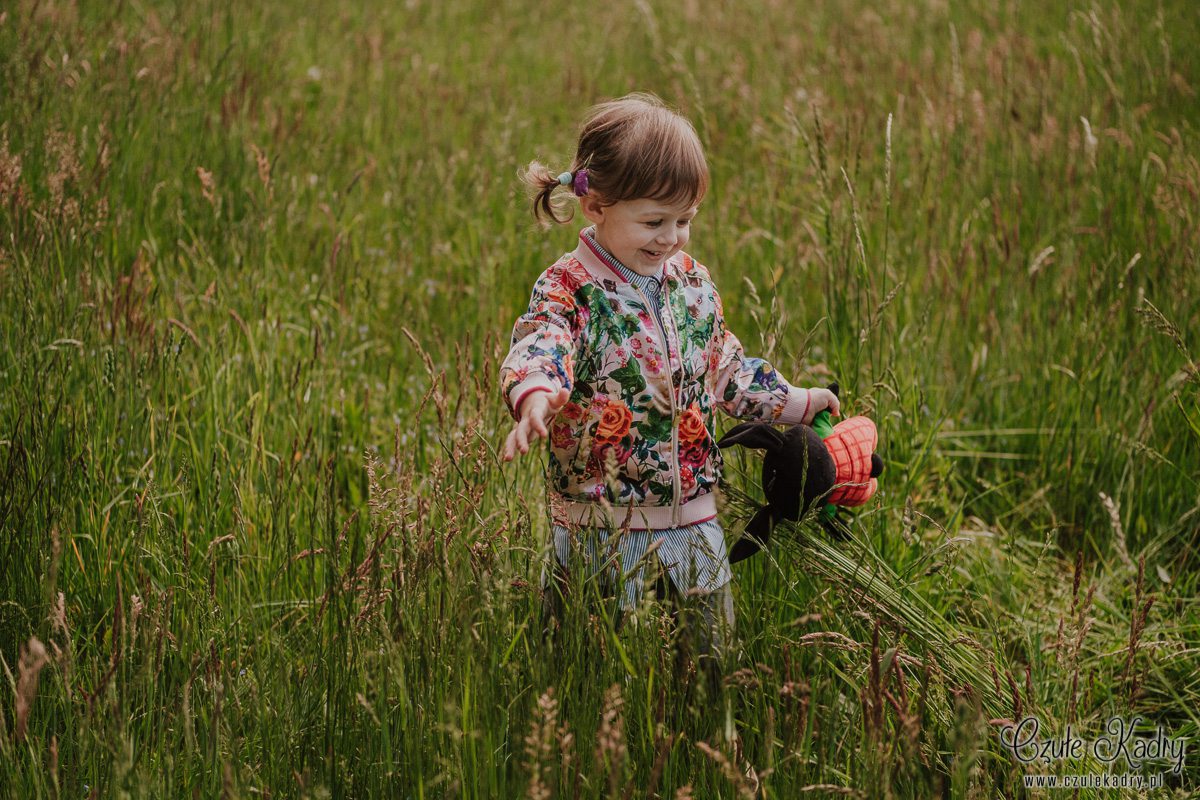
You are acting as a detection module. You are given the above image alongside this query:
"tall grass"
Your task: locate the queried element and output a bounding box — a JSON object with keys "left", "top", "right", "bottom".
{"left": 1, "top": 0, "right": 1197, "bottom": 796}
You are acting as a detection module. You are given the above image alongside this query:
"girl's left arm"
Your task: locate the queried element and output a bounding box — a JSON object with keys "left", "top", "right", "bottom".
{"left": 710, "top": 295, "right": 814, "bottom": 425}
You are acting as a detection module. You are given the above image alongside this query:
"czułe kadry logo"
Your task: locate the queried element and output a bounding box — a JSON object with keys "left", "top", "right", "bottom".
{"left": 1000, "top": 716, "right": 1187, "bottom": 775}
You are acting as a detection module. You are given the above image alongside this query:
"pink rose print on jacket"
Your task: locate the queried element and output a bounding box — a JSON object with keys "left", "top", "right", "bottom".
{"left": 560, "top": 402, "right": 585, "bottom": 422}
{"left": 593, "top": 399, "right": 632, "bottom": 446}
{"left": 590, "top": 398, "right": 634, "bottom": 468}
{"left": 680, "top": 465, "right": 696, "bottom": 491}
{"left": 678, "top": 402, "right": 711, "bottom": 468}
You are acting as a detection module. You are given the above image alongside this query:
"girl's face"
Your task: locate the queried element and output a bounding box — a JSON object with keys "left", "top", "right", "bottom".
{"left": 580, "top": 195, "right": 698, "bottom": 276}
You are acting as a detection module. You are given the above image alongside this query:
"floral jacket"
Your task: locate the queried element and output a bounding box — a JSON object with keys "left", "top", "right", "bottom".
{"left": 501, "top": 228, "right": 815, "bottom": 530}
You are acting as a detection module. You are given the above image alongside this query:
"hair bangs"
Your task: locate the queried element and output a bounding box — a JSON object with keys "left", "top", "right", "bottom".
{"left": 615, "top": 111, "right": 708, "bottom": 208}
{"left": 640, "top": 152, "right": 709, "bottom": 210}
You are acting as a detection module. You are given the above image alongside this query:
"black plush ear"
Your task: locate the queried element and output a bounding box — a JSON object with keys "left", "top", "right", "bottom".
{"left": 870, "top": 453, "right": 884, "bottom": 478}
{"left": 717, "top": 422, "right": 787, "bottom": 452}
{"left": 728, "top": 506, "right": 773, "bottom": 563}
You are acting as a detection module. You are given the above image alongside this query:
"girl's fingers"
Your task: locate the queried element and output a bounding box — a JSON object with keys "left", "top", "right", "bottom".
{"left": 505, "top": 399, "right": 561, "bottom": 463}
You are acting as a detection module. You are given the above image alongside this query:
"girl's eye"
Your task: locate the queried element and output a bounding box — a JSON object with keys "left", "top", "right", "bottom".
{"left": 646, "top": 220, "right": 662, "bottom": 228}
{"left": 678, "top": 219, "right": 692, "bottom": 227}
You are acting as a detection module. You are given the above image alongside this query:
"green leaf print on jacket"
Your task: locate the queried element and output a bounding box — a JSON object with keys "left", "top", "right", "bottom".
{"left": 671, "top": 288, "right": 714, "bottom": 350}
{"left": 635, "top": 405, "right": 673, "bottom": 444}
{"left": 618, "top": 314, "right": 644, "bottom": 339}
{"left": 610, "top": 359, "right": 647, "bottom": 400}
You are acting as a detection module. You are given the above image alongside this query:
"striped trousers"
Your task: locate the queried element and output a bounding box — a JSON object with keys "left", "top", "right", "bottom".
{"left": 539, "top": 520, "right": 737, "bottom": 697}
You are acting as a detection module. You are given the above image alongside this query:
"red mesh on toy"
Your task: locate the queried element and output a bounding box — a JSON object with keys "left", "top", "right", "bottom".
{"left": 823, "top": 416, "right": 879, "bottom": 507}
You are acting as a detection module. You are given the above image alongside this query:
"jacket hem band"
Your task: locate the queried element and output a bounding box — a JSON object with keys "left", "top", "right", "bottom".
{"left": 553, "top": 492, "right": 719, "bottom": 531}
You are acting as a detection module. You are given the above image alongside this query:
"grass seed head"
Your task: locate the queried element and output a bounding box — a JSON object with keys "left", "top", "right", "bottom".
{"left": 14, "top": 637, "right": 50, "bottom": 742}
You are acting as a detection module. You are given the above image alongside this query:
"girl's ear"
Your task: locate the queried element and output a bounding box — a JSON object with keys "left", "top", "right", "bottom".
{"left": 578, "top": 193, "right": 606, "bottom": 225}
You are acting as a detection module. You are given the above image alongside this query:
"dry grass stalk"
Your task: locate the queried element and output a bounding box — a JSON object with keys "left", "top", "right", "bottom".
{"left": 797, "top": 630, "right": 861, "bottom": 652}
{"left": 1067, "top": 580, "right": 1096, "bottom": 725}
{"left": 862, "top": 622, "right": 885, "bottom": 744}
{"left": 723, "top": 666, "right": 761, "bottom": 690}
{"left": 250, "top": 143, "right": 272, "bottom": 199}
{"left": 103, "top": 248, "right": 156, "bottom": 347}
{"left": 840, "top": 166, "right": 868, "bottom": 273}
{"left": 49, "top": 733, "right": 59, "bottom": 790}
{"left": 884, "top": 112, "right": 893, "bottom": 203}
{"left": 1136, "top": 298, "right": 1198, "bottom": 384}
{"left": 86, "top": 583, "right": 125, "bottom": 715}
{"left": 694, "top": 740, "right": 756, "bottom": 800}
{"left": 798, "top": 785, "right": 864, "bottom": 797}
{"left": 886, "top": 657, "right": 927, "bottom": 767}
{"left": 949, "top": 23, "right": 964, "bottom": 129}
{"left": 0, "top": 133, "right": 24, "bottom": 209}
{"left": 45, "top": 130, "right": 82, "bottom": 219}
{"left": 628, "top": 731, "right": 676, "bottom": 800}
{"left": 523, "top": 687, "right": 571, "bottom": 800}
{"left": 595, "top": 683, "right": 628, "bottom": 796}
{"left": 48, "top": 591, "right": 73, "bottom": 701}
{"left": 1005, "top": 669, "right": 1023, "bottom": 721}
{"left": 1099, "top": 491, "right": 1134, "bottom": 573}
{"left": 858, "top": 279, "right": 904, "bottom": 345}
{"left": 196, "top": 166, "right": 218, "bottom": 209}
{"left": 14, "top": 637, "right": 50, "bottom": 742}
{"left": 129, "top": 594, "right": 145, "bottom": 653}
{"left": 1123, "top": 555, "right": 1155, "bottom": 707}
{"left": 1079, "top": 117, "right": 1098, "bottom": 169}
{"left": 780, "top": 667, "right": 811, "bottom": 753}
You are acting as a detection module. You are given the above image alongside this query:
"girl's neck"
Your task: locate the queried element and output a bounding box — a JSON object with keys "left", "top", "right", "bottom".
{"left": 590, "top": 226, "right": 663, "bottom": 278}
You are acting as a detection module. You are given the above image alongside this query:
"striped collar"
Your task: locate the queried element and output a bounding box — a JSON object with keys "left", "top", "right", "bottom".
{"left": 580, "top": 226, "right": 666, "bottom": 289}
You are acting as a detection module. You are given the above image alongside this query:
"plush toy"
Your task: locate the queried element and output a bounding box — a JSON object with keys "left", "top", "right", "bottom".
{"left": 717, "top": 384, "right": 884, "bottom": 563}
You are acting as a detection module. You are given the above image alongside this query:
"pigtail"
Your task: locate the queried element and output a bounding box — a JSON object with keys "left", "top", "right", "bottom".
{"left": 521, "top": 159, "right": 574, "bottom": 227}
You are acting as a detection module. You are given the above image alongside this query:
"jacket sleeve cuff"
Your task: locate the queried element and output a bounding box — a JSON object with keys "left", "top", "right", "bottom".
{"left": 775, "top": 384, "right": 812, "bottom": 425}
{"left": 508, "top": 373, "right": 560, "bottom": 421}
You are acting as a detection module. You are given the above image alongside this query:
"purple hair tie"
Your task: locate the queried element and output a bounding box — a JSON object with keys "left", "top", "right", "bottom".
{"left": 572, "top": 168, "right": 589, "bottom": 197}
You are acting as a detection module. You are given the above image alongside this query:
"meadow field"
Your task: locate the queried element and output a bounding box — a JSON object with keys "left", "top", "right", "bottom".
{"left": 1, "top": 0, "right": 1198, "bottom": 796}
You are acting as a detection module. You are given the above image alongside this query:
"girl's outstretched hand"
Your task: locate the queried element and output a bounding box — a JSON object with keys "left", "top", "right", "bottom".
{"left": 503, "top": 387, "right": 570, "bottom": 462}
{"left": 806, "top": 387, "right": 841, "bottom": 421}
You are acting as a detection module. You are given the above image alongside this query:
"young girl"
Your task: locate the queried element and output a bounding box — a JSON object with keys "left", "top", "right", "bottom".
{"left": 500, "top": 93, "right": 838, "bottom": 692}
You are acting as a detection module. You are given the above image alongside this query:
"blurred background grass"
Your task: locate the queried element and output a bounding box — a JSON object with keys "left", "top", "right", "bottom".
{"left": 1, "top": 0, "right": 1197, "bottom": 796}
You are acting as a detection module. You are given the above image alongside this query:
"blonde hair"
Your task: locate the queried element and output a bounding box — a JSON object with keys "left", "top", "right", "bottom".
{"left": 523, "top": 92, "right": 709, "bottom": 225}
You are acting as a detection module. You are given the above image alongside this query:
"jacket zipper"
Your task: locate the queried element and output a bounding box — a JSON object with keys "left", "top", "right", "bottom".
{"left": 631, "top": 279, "right": 681, "bottom": 527}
